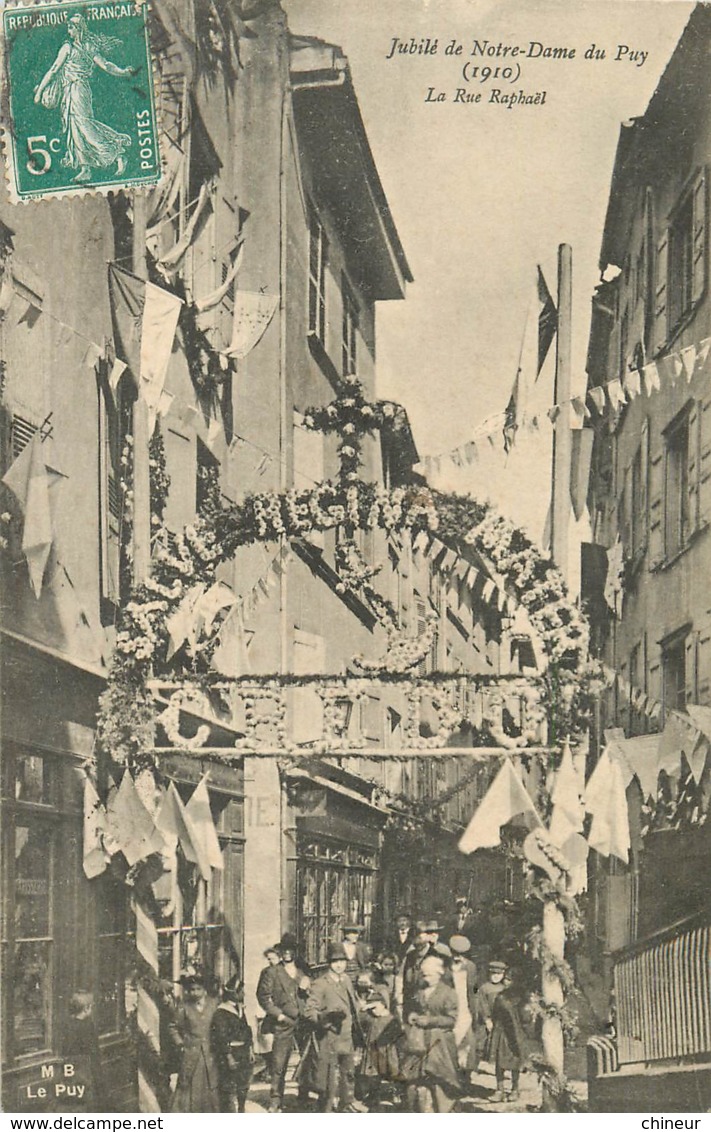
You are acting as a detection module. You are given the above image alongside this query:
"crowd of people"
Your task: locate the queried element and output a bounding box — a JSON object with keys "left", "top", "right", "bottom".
{"left": 160, "top": 901, "right": 532, "bottom": 1114}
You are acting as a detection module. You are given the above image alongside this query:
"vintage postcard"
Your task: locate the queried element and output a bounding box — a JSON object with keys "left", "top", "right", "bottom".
{"left": 0, "top": 0, "right": 708, "bottom": 1118}
{"left": 2, "top": 0, "right": 160, "bottom": 200}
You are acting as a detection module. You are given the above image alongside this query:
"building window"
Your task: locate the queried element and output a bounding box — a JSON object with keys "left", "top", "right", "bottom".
{"left": 662, "top": 630, "right": 688, "bottom": 715}
{"left": 95, "top": 871, "right": 130, "bottom": 1037}
{"left": 308, "top": 208, "right": 328, "bottom": 344}
{"left": 296, "top": 838, "right": 376, "bottom": 966}
{"left": 664, "top": 408, "right": 690, "bottom": 557}
{"left": 629, "top": 429, "right": 648, "bottom": 559}
{"left": 668, "top": 171, "right": 706, "bottom": 334}
{"left": 1, "top": 748, "right": 57, "bottom": 1062}
{"left": 669, "top": 193, "right": 694, "bottom": 331}
{"left": 341, "top": 276, "right": 358, "bottom": 377}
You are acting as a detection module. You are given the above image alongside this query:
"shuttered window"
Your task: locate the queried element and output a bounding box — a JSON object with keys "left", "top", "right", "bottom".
{"left": 665, "top": 170, "right": 707, "bottom": 341}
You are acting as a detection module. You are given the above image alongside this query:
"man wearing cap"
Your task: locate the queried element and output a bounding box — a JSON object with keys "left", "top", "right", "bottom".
{"left": 390, "top": 912, "right": 415, "bottom": 967}
{"left": 256, "top": 938, "right": 311, "bottom": 1112}
{"left": 341, "top": 923, "right": 370, "bottom": 982}
{"left": 401, "top": 920, "right": 450, "bottom": 1018}
{"left": 448, "top": 935, "right": 478, "bottom": 1073}
{"left": 304, "top": 942, "right": 367, "bottom": 1113}
{"left": 475, "top": 960, "right": 507, "bottom": 1063}
{"left": 255, "top": 945, "right": 282, "bottom": 1081}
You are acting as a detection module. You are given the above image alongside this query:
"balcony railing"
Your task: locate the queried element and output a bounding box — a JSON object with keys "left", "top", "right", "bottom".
{"left": 151, "top": 673, "right": 549, "bottom": 756}
{"left": 613, "top": 910, "right": 711, "bottom": 1066}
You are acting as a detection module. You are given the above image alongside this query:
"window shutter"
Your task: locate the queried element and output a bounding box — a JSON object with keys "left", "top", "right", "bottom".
{"left": 685, "top": 631, "right": 699, "bottom": 707}
{"left": 654, "top": 231, "right": 668, "bottom": 351}
{"left": 648, "top": 439, "right": 664, "bottom": 568}
{"left": 697, "top": 395, "right": 711, "bottom": 528}
{"left": 640, "top": 418, "right": 649, "bottom": 551}
{"left": 697, "top": 624, "right": 711, "bottom": 705}
{"left": 692, "top": 171, "right": 707, "bottom": 305}
{"left": 687, "top": 401, "right": 700, "bottom": 533}
{"left": 617, "top": 464, "right": 631, "bottom": 551}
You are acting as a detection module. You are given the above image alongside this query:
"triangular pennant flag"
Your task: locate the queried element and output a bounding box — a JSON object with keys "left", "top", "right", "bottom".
{"left": 165, "top": 583, "right": 205, "bottom": 659}
{"left": 623, "top": 369, "right": 641, "bottom": 399}
{"left": 16, "top": 296, "right": 42, "bottom": 328}
{"left": 695, "top": 337, "right": 711, "bottom": 373}
{"left": 642, "top": 362, "right": 661, "bottom": 396}
{"left": 108, "top": 265, "right": 182, "bottom": 427}
{"left": 680, "top": 345, "right": 697, "bottom": 383}
{"left": 186, "top": 777, "right": 224, "bottom": 871}
{"left": 656, "top": 714, "right": 686, "bottom": 777}
{"left": 464, "top": 441, "right": 477, "bottom": 464}
{"left": 537, "top": 266, "right": 558, "bottom": 376}
{"left": 82, "top": 342, "right": 103, "bottom": 370}
{"left": 109, "top": 357, "right": 127, "bottom": 391}
{"left": 606, "top": 379, "right": 626, "bottom": 410}
{"left": 588, "top": 386, "right": 605, "bottom": 414}
{"left": 585, "top": 750, "right": 630, "bottom": 863}
{"left": 224, "top": 292, "right": 278, "bottom": 359}
{"left": 2, "top": 434, "right": 65, "bottom": 598}
{"left": 686, "top": 703, "right": 711, "bottom": 742}
{"left": 459, "top": 759, "right": 541, "bottom": 853}
{"left": 667, "top": 353, "right": 683, "bottom": 382}
{"left": 212, "top": 603, "right": 251, "bottom": 677}
{"left": 83, "top": 776, "right": 110, "bottom": 879}
{"left": 106, "top": 772, "right": 165, "bottom": 867}
{"left": 547, "top": 405, "right": 561, "bottom": 424}
{"left": 615, "top": 735, "right": 661, "bottom": 800}
{"left": 157, "top": 390, "right": 175, "bottom": 419}
{"left": 569, "top": 397, "right": 588, "bottom": 428}
{"left": 195, "top": 580, "right": 237, "bottom": 638}
{"left": 549, "top": 744, "right": 585, "bottom": 847}
{"left": 156, "top": 782, "right": 210, "bottom": 880}
{"left": 503, "top": 373, "right": 520, "bottom": 454}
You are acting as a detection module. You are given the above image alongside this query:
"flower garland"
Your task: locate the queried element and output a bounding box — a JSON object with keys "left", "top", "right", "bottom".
{"left": 434, "top": 491, "right": 598, "bottom": 748}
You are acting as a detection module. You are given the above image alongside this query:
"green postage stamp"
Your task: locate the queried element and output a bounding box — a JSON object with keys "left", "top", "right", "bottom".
{"left": 2, "top": 0, "right": 160, "bottom": 201}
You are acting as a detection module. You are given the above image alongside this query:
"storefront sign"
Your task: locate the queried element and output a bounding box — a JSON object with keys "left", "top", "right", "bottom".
{"left": 16, "top": 1060, "right": 91, "bottom": 1111}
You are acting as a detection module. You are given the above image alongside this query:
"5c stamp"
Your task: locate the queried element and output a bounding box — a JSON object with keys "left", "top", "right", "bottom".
{"left": 2, "top": 0, "right": 160, "bottom": 201}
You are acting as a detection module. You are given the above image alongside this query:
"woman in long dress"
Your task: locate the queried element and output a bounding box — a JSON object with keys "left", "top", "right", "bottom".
{"left": 168, "top": 971, "right": 219, "bottom": 1113}
{"left": 33, "top": 13, "right": 134, "bottom": 183}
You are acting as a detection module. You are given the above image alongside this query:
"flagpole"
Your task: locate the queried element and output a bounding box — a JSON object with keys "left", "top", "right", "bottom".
{"left": 550, "top": 243, "right": 573, "bottom": 583}
{"left": 132, "top": 192, "right": 151, "bottom": 585}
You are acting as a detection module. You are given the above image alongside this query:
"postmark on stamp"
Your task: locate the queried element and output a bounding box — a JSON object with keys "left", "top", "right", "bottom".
{"left": 2, "top": 0, "right": 161, "bottom": 201}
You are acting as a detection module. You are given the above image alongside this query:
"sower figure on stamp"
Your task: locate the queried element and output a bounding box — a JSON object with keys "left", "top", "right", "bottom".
{"left": 304, "top": 942, "right": 368, "bottom": 1113}
{"left": 33, "top": 13, "right": 135, "bottom": 183}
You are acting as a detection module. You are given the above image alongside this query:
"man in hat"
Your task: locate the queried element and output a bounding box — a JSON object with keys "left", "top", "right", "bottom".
{"left": 256, "top": 938, "right": 311, "bottom": 1112}
{"left": 168, "top": 968, "right": 219, "bottom": 1113}
{"left": 401, "top": 920, "right": 450, "bottom": 1018}
{"left": 389, "top": 912, "right": 415, "bottom": 968}
{"left": 475, "top": 960, "right": 507, "bottom": 1064}
{"left": 255, "top": 945, "right": 282, "bottom": 1081}
{"left": 341, "top": 923, "right": 370, "bottom": 981}
{"left": 304, "top": 942, "right": 367, "bottom": 1113}
{"left": 210, "top": 976, "right": 253, "bottom": 1112}
{"left": 445, "top": 896, "right": 477, "bottom": 942}
{"left": 448, "top": 935, "right": 478, "bottom": 1073}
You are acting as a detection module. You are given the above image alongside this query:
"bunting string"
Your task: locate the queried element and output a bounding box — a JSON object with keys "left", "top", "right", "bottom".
{"left": 420, "top": 333, "right": 711, "bottom": 471}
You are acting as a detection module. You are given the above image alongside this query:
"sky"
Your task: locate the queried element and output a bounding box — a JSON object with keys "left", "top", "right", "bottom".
{"left": 283, "top": 0, "right": 693, "bottom": 542}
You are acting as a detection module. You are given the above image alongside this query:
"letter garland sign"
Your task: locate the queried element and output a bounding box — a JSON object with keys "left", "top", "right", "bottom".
{"left": 2, "top": 0, "right": 160, "bottom": 201}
